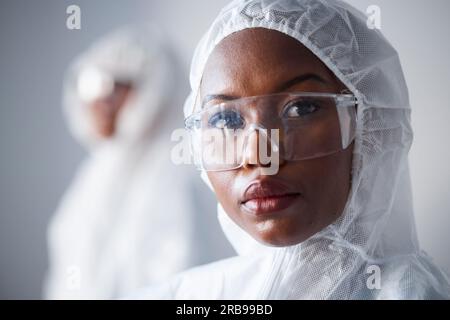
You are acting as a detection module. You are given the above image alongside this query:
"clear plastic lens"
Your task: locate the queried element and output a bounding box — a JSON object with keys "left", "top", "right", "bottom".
{"left": 185, "top": 92, "right": 357, "bottom": 171}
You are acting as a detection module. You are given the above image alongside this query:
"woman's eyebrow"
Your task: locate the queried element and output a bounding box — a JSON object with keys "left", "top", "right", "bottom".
{"left": 201, "top": 94, "right": 238, "bottom": 108}
{"left": 276, "top": 73, "right": 327, "bottom": 92}
{"left": 201, "top": 74, "right": 326, "bottom": 108}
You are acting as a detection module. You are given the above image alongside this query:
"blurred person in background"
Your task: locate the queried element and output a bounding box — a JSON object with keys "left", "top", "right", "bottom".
{"left": 44, "top": 25, "right": 233, "bottom": 299}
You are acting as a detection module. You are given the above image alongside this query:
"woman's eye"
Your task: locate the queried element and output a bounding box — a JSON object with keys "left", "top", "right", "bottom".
{"left": 283, "top": 101, "right": 319, "bottom": 118}
{"left": 208, "top": 110, "right": 245, "bottom": 129}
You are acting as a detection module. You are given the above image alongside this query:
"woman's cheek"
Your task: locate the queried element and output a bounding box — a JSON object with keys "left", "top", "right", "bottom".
{"left": 208, "top": 171, "right": 237, "bottom": 208}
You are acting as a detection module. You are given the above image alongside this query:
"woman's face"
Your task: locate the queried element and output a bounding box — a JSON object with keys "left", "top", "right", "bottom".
{"left": 201, "top": 28, "right": 353, "bottom": 246}
{"left": 89, "top": 82, "right": 133, "bottom": 138}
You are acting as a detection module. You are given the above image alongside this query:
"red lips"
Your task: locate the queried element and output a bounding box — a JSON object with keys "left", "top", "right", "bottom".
{"left": 240, "top": 179, "right": 301, "bottom": 215}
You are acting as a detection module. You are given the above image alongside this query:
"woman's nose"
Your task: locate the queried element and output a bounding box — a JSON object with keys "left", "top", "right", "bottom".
{"left": 242, "top": 127, "right": 284, "bottom": 169}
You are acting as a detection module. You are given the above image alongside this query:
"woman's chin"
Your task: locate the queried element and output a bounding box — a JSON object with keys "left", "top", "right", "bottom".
{"left": 251, "top": 223, "right": 312, "bottom": 247}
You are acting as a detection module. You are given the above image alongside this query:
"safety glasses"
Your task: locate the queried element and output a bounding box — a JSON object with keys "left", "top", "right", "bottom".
{"left": 185, "top": 92, "right": 357, "bottom": 172}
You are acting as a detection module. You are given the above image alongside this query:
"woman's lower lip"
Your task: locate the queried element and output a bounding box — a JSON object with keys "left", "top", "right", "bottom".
{"left": 241, "top": 194, "right": 300, "bottom": 215}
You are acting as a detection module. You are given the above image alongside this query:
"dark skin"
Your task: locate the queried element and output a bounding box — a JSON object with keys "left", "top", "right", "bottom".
{"left": 89, "top": 82, "right": 133, "bottom": 138}
{"left": 201, "top": 28, "right": 353, "bottom": 247}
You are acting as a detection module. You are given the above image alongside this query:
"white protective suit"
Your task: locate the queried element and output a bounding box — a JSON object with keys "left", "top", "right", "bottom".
{"left": 136, "top": 0, "right": 450, "bottom": 299}
{"left": 44, "top": 26, "right": 233, "bottom": 299}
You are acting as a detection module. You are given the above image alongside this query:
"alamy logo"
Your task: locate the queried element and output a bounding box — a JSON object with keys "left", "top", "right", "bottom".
{"left": 366, "top": 5, "right": 381, "bottom": 30}
{"left": 366, "top": 264, "right": 381, "bottom": 290}
{"left": 66, "top": 265, "right": 81, "bottom": 290}
{"left": 66, "top": 5, "right": 81, "bottom": 30}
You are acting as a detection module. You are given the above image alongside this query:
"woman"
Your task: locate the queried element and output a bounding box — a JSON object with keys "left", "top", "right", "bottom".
{"left": 44, "top": 26, "right": 233, "bottom": 299}
{"left": 137, "top": 0, "right": 450, "bottom": 299}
